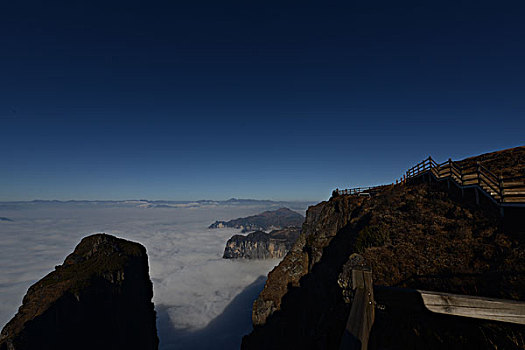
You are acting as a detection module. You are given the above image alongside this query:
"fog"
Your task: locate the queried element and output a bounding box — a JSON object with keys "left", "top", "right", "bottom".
{"left": 0, "top": 201, "right": 310, "bottom": 349}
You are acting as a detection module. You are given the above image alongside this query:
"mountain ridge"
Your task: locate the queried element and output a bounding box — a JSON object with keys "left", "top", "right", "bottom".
{"left": 209, "top": 208, "right": 304, "bottom": 232}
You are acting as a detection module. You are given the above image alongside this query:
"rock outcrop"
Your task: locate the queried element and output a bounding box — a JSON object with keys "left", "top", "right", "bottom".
{"left": 223, "top": 227, "right": 301, "bottom": 259}
{"left": 0, "top": 233, "right": 159, "bottom": 350}
{"left": 209, "top": 207, "right": 304, "bottom": 232}
{"left": 243, "top": 147, "right": 525, "bottom": 350}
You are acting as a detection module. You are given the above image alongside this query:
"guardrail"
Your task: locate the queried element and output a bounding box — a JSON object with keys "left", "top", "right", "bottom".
{"left": 334, "top": 156, "right": 525, "bottom": 205}
{"left": 340, "top": 267, "right": 525, "bottom": 350}
{"left": 335, "top": 185, "right": 391, "bottom": 197}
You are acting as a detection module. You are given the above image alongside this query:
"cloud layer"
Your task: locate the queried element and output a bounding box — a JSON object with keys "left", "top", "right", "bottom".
{"left": 0, "top": 201, "right": 308, "bottom": 349}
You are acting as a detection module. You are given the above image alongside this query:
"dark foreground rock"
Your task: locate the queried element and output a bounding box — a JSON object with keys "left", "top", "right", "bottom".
{"left": 0, "top": 233, "right": 158, "bottom": 350}
{"left": 223, "top": 227, "right": 301, "bottom": 259}
{"left": 209, "top": 207, "right": 304, "bottom": 232}
{"left": 243, "top": 147, "right": 525, "bottom": 350}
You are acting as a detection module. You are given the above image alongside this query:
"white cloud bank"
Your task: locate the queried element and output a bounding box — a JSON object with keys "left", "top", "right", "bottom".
{"left": 0, "top": 202, "right": 310, "bottom": 349}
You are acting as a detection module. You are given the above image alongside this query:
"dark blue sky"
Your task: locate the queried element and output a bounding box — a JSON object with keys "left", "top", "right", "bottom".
{"left": 1, "top": 1, "right": 524, "bottom": 201}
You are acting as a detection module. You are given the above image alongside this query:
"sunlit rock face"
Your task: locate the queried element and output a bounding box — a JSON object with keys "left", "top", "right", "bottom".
{"left": 223, "top": 227, "right": 301, "bottom": 259}
{"left": 0, "top": 233, "right": 158, "bottom": 350}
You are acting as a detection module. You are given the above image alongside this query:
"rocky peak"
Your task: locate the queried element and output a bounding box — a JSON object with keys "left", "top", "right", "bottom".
{"left": 0, "top": 233, "right": 158, "bottom": 350}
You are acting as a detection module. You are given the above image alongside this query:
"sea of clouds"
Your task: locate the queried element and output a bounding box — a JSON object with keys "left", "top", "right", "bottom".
{"left": 0, "top": 200, "right": 312, "bottom": 349}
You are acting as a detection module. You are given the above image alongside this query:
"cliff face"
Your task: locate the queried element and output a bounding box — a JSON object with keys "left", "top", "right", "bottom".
{"left": 243, "top": 148, "right": 525, "bottom": 349}
{"left": 209, "top": 207, "right": 304, "bottom": 232}
{"left": 223, "top": 227, "right": 301, "bottom": 259}
{"left": 0, "top": 233, "right": 158, "bottom": 350}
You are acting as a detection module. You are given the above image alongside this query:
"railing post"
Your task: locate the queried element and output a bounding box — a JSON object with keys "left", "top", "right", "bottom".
{"left": 340, "top": 268, "right": 374, "bottom": 350}
{"left": 499, "top": 175, "right": 504, "bottom": 203}
{"left": 476, "top": 162, "right": 481, "bottom": 185}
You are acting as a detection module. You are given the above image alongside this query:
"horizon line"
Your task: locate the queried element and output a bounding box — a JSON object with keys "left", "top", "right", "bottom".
{"left": 0, "top": 197, "right": 321, "bottom": 203}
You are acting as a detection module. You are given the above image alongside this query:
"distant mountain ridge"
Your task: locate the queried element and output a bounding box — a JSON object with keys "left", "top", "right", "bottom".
{"left": 0, "top": 199, "right": 313, "bottom": 211}
{"left": 209, "top": 208, "right": 304, "bottom": 233}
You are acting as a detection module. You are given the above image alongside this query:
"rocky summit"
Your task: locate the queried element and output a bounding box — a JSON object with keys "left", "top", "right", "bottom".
{"left": 242, "top": 147, "right": 525, "bottom": 350}
{"left": 209, "top": 207, "right": 304, "bottom": 232}
{"left": 223, "top": 227, "right": 301, "bottom": 259}
{"left": 0, "top": 233, "right": 158, "bottom": 350}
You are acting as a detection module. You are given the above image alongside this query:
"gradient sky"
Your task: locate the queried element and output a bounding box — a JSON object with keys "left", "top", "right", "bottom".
{"left": 1, "top": 1, "right": 524, "bottom": 201}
